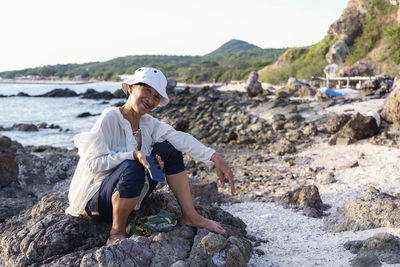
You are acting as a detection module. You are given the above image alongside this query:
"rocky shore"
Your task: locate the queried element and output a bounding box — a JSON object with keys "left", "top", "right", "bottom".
{"left": 1, "top": 74, "right": 400, "bottom": 266}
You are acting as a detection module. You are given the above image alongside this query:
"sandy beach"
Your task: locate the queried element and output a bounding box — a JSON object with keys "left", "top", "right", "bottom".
{"left": 220, "top": 96, "right": 400, "bottom": 266}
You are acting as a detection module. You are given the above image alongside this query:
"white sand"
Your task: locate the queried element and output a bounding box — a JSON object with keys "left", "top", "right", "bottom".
{"left": 222, "top": 97, "right": 400, "bottom": 266}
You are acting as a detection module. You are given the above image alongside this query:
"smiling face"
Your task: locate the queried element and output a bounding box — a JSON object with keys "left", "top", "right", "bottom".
{"left": 127, "top": 83, "right": 162, "bottom": 115}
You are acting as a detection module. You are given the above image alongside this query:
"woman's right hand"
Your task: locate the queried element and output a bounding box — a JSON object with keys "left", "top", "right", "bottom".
{"left": 133, "top": 151, "right": 164, "bottom": 170}
{"left": 133, "top": 150, "right": 150, "bottom": 169}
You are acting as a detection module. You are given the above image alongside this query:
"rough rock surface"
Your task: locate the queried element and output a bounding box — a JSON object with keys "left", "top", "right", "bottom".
{"left": 0, "top": 136, "right": 18, "bottom": 189}
{"left": 279, "top": 185, "right": 326, "bottom": 218}
{"left": 245, "top": 71, "right": 263, "bottom": 97}
{"left": 326, "top": 187, "right": 400, "bottom": 232}
{"left": 0, "top": 183, "right": 251, "bottom": 266}
{"left": 381, "top": 74, "right": 400, "bottom": 123}
{"left": 339, "top": 61, "right": 375, "bottom": 77}
{"left": 344, "top": 232, "right": 400, "bottom": 265}
{"left": 328, "top": 0, "right": 372, "bottom": 44}
{"left": 0, "top": 141, "right": 78, "bottom": 222}
{"left": 329, "top": 112, "right": 380, "bottom": 145}
{"left": 326, "top": 40, "right": 349, "bottom": 65}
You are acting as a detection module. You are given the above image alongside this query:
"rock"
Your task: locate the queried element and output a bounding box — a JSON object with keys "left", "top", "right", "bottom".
{"left": 381, "top": 74, "right": 400, "bottom": 123}
{"left": 166, "top": 79, "right": 177, "bottom": 95}
{"left": 324, "top": 63, "right": 340, "bottom": 77}
{"left": 0, "top": 163, "right": 251, "bottom": 266}
{"left": 345, "top": 160, "right": 359, "bottom": 168}
{"left": 0, "top": 136, "right": 18, "bottom": 188}
{"left": 113, "top": 89, "right": 126, "bottom": 98}
{"left": 245, "top": 71, "right": 263, "bottom": 97}
{"left": 81, "top": 89, "right": 115, "bottom": 99}
{"left": 328, "top": 0, "right": 371, "bottom": 44}
{"left": 330, "top": 113, "right": 380, "bottom": 145}
{"left": 326, "top": 40, "right": 349, "bottom": 65}
{"left": 345, "top": 232, "right": 400, "bottom": 265}
{"left": 335, "top": 187, "right": 400, "bottom": 231}
{"left": 325, "top": 114, "right": 352, "bottom": 134}
{"left": 293, "top": 86, "right": 315, "bottom": 97}
{"left": 280, "top": 185, "right": 325, "bottom": 217}
{"left": 174, "top": 119, "right": 189, "bottom": 132}
{"left": 38, "top": 88, "right": 78, "bottom": 97}
{"left": 77, "top": 112, "right": 99, "bottom": 118}
{"left": 17, "top": 92, "right": 30, "bottom": 97}
{"left": 350, "top": 253, "right": 381, "bottom": 267}
{"left": 339, "top": 61, "right": 375, "bottom": 77}
{"left": 12, "top": 123, "right": 39, "bottom": 131}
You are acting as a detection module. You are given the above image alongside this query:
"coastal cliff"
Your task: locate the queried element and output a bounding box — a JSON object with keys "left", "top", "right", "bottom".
{"left": 260, "top": 0, "right": 400, "bottom": 83}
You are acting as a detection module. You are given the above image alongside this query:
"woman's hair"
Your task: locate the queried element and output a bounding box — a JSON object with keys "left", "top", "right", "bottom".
{"left": 126, "top": 83, "right": 150, "bottom": 100}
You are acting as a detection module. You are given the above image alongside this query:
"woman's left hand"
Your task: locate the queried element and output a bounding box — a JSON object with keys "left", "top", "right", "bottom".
{"left": 211, "top": 153, "right": 235, "bottom": 194}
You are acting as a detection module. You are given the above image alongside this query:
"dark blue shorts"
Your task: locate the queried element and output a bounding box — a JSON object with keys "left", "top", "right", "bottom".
{"left": 85, "top": 141, "right": 185, "bottom": 222}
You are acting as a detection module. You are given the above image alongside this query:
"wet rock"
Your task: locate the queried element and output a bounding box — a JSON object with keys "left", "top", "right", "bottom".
{"left": 280, "top": 185, "right": 325, "bottom": 217}
{"left": 38, "top": 88, "right": 78, "bottom": 97}
{"left": 17, "top": 92, "right": 30, "bottom": 97}
{"left": 0, "top": 135, "right": 18, "bottom": 188}
{"left": 345, "top": 232, "right": 400, "bottom": 265}
{"left": 245, "top": 71, "right": 263, "bottom": 97}
{"left": 81, "top": 89, "right": 115, "bottom": 99}
{"left": 329, "top": 113, "right": 380, "bottom": 145}
{"left": 12, "top": 123, "right": 39, "bottom": 131}
{"left": 113, "top": 89, "right": 125, "bottom": 98}
{"left": 77, "top": 112, "right": 99, "bottom": 118}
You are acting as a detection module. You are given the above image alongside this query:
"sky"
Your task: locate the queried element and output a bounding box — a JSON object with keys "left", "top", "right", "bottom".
{"left": 0, "top": 0, "right": 349, "bottom": 72}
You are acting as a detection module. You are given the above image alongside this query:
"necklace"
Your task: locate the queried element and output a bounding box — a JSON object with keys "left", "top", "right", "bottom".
{"left": 133, "top": 128, "right": 141, "bottom": 136}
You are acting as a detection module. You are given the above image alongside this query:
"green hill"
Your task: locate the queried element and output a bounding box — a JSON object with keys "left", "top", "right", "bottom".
{"left": 0, "top": 40, "right": 286, "bottom": 83}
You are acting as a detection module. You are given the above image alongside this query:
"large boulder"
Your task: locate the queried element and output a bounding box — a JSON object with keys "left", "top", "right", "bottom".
{"left": 329, "top": 112, "right": 380, "bottom": 145}
{"left": 344, "top": 232, "right": 400, "bottom": 265}
{"left": 338, "top": 61, "right": 375, "bottom": 77}
{"left": 0, "top": 186, "right": 252, "bottom": 267}
{"left": 326, "top": 40, "right": 349, "bottom": 65}
{"left": 381, "top": 74, "right": 400, "bottom": 123}
{"left": 328, "top": 187, "right": 400, "bottom": 231}
{"left": 328, "top": 0, "right": 372, "bottom": 45}
{"left": 0, "top": 136, "right": 18, "bottom": 189}
{"left": 38, "top": 88, "right": 78, "bottom": 97}
{"left": 81, "top": 89, "right": 115, "bottom": 99}
{"left": 245, "top": 71, "right": 263, "bottom": 97}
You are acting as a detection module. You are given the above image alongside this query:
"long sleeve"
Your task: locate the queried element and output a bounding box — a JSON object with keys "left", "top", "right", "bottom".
{"left": 75, "top": 110, "right": 134, "bottom": 174}
{"left": 151, "top": 118, "right": 215, "bottom": 163}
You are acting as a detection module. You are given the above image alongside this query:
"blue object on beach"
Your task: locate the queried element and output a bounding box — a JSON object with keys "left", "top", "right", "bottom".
{"left": 320, "top": 87, "right": 360, "bottom": 97}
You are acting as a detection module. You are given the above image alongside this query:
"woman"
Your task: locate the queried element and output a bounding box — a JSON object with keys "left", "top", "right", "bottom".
{"left": 66, "top": 67, "right": 235, "bottom": 244}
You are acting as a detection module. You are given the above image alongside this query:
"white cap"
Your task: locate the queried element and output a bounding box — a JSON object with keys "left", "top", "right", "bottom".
{"left": 122, "top": 67, "right": 169, "bottom": 106}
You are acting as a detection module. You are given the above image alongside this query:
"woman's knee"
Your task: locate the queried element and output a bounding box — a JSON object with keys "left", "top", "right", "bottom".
{"left": 116, "top": 160, "right": 146, "bottom": 197}
{"left": 152, "top": 141, "right": 183, "bottom": 161}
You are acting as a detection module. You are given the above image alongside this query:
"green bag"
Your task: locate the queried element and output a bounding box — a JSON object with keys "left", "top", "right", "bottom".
{"left": 127, "top": 210, "right": 177, "bottom": 237}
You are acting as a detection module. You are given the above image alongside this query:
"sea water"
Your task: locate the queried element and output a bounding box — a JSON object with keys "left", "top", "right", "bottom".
{"left": 0, "top": 83, "right": 122, "bottom": 148}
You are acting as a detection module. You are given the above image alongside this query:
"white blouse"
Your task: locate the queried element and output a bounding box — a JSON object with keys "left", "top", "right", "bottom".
{"left": 65, "top": 107, "right": 215, "bottom": 216}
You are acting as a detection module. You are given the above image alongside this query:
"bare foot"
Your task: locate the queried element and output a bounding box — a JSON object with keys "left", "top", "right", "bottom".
{"left": 180, "top": 213, "right": 226, "bottom": 235}
{"left": 106, "top": 228, "right": 126, "bottom": 245}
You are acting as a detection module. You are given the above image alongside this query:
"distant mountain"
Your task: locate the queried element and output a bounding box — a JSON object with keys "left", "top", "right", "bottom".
{"left": 206, "top": 39, "right": 260, "bottom": 56}
{"left": 0, "top": 39, "right": 286, "bottom": 83}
